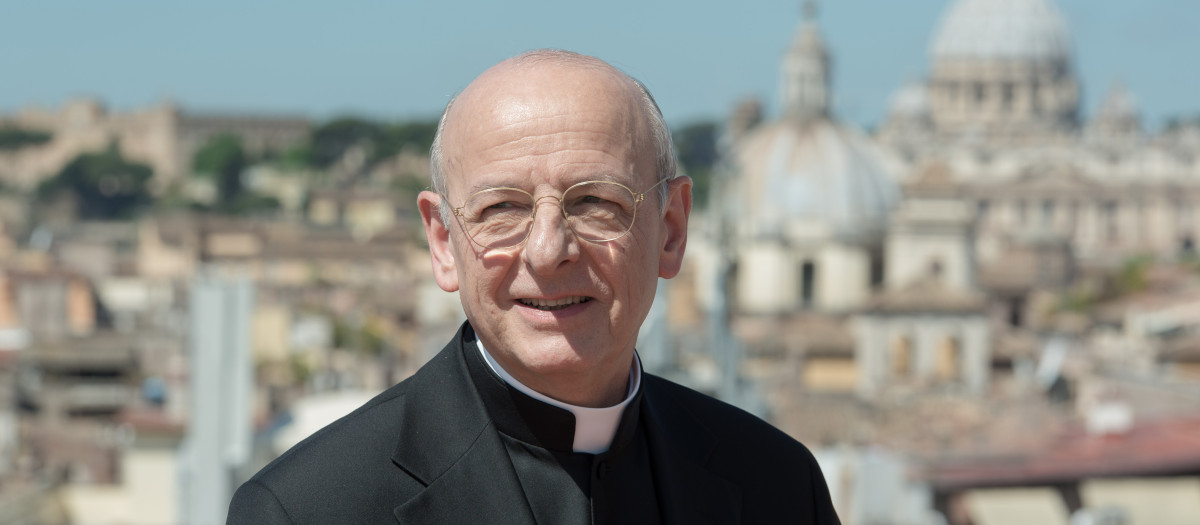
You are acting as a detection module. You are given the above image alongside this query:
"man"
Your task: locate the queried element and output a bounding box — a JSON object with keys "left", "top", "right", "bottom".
{"left": 228, "top": 50, "right": 840, "bottom": 524}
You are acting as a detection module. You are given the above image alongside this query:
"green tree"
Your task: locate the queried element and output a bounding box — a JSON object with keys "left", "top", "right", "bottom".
{"left": 308, "top": 118, "right": 383, "bottom": 168}
{"left": 193, "top": 134, "right": 248, "bottom": 207}
{"left": 36, "top": 146, "right": 153, "bottom": 219}
{"left": 371, "top": 120, "right": 438, "bottom": 165}
{"left": 0, "top": 127, "right": 52, "bottom": 151}
{"left": 272, "top": 145, "right": 314, "bottom": 171}
{"left": 1115, "top": 255, "right": 1154, "bottom": 294}
{"left": 672, "top": 121, "right": 719, "bottom": 207}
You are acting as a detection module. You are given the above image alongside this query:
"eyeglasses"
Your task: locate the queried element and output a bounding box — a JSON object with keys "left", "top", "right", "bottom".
{"left": 445, "top": 178, "right": 669, "bottom": 250}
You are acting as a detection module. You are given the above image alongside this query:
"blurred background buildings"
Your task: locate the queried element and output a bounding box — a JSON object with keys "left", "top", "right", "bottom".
{"left": 1, "top": 0, "right": 1199, "bottom": 524}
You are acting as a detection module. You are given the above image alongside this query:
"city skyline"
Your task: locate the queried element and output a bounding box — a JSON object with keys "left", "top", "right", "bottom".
{"left": 4, "top": 0, "right": 1197, "bottom": 130}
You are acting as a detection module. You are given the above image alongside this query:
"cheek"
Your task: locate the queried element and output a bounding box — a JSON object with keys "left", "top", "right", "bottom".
{"left": 623, "top": 225, "right": 663, "bottom": 280}
{"left": 463, "top": 253, "right": 519, "bottom": 307}
{"left": 604, "top": 239, "right": 659, "bottom": 305}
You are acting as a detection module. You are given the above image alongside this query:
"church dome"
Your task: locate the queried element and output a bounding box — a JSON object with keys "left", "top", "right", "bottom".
{"left": 1087, "top": 81, "right": 1141, "bottom": 139}
{"left": 1094, "top": 81, "right": 1139, "bottom": 122}
{"left": 733, "top": 118, "right": 897, "bottom": 241}
{"left": 887, "top": 82, "right": 930, "bottom": 120}
{"left": 931, "top": 0, "right": 1071, "bottom": 62}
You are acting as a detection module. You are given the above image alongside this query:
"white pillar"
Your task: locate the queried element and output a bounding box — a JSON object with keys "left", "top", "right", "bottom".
{"left": 963, "top": 318, "right": 990, "bottom": 396}
{"left": 180, "top": 277, "right": 255, "bottom": 525}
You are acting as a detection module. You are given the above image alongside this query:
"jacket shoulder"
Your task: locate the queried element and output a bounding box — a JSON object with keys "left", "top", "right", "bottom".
{"left": 244, "top": 337, "right": 469, "bottom": 485}
{"left": 228, "top": 379, "right": 422, "bottom": 523}
{"left": 228, "top": 334, "right": 478, "bottom": 524}
{"left": 642, "top": 374, "right": 841, "bottom": 524}
{"left": 643, "top": 374, "right": 808, "bottom": 456}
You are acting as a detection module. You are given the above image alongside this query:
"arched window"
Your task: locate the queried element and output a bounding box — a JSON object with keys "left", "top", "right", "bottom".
{"left": 936, "top": 337, "right": 961, "bottom": 382}
{"left": 891, "top": 336, "right": 913, "bottom": 378}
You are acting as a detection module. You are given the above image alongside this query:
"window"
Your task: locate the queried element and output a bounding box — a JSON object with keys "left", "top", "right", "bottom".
{"left": 1008, "top": 297, "right": 1025, "bottom": 328}
{"left": 891, "top": 336, "right": 913, "bottom": 378}
{"left": 936, "top": 338, "right": 961, "bottom": 382}
{"left": 800, "top": 261, "right": 816, "bottom": 308}
{"left": 928, "top": 258, "right": 944, "bottom": 279}
{"left": 869, "top": 252, "right": 885, "bottom": 288}
{"left": 1105, "top": 201, "right": 1119, "bottom": 241}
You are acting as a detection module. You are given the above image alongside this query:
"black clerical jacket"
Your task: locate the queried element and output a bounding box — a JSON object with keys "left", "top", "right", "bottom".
{"left": 228, "top": 323, "right": 841, "bottom": 524}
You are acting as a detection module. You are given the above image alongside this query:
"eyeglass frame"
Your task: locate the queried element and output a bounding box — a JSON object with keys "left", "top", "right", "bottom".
{"left": 441, "top": 176, "right": 672, "bottom": 250}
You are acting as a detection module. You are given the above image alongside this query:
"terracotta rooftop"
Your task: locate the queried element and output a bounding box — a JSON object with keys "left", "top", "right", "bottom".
{"left": 1161, "top": 335, "right": 1200, "bottom": 362}
{"left": 117, "top": 408, "right": 186, "bottom": 436}
{"left": 925, "top": 416, "right": 1200, "bottom": 489}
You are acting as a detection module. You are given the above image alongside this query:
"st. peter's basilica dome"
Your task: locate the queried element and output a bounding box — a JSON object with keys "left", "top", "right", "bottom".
{"left": 931, "top": 0, "right": 1072, "bottom": 62}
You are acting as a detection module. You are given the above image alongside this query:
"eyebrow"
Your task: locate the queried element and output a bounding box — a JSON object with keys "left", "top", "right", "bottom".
{"left": 463, "top": 181, "right": 516, "bottom": 195}
{"left": 461, "top": 170, "right": 634, "bottom": 195}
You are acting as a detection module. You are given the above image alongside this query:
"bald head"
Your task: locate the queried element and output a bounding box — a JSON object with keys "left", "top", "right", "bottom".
{"left": 429, "top": 50, "right": 676, "bottom": 211}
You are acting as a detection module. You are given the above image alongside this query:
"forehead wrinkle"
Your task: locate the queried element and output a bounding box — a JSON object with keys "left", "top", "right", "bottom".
{"left": 471, "top": 121, "right": 635, "bottom": 171}
{"left": 497, "top": 130, "right": 633, "bottom": 158}
{"left": 488, "top": 102, "right": 635, "bottom": 137}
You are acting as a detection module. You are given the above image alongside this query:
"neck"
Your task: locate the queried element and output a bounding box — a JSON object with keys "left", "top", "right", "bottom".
{"left": 481, "top": 345, "right": 634, "bottom": 408}
{"left": 520, "top": 363, "right": 631, "bottom": 408}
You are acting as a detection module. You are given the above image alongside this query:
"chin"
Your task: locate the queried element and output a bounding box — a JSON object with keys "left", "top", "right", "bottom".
{"left": 517, "top": 339, "right": 602, "bottom": 371}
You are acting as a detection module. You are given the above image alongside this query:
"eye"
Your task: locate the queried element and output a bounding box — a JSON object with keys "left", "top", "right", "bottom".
{"left": 577, "top": 194, "right": 611, "bottom": 205}
{"left": 464, "top": 189, "right": 532, "bottom": 222}
{"left": 476, "top": 200, "right": 528, "bottom": 219}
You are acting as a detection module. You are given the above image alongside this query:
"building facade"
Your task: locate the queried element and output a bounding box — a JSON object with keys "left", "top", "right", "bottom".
{"left": 0, "top": 99, "right": 309, "bottom": 191}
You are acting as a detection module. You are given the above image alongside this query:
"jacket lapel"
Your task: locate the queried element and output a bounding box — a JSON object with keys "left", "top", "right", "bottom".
{"left": 642, "top": 378, "right": 742, "bottom": 525}
{"left": 392, "top": 423, "right": 534, "bottom": 524}
{"left": 389, "top": 324, "right": 536, "bottom": 524}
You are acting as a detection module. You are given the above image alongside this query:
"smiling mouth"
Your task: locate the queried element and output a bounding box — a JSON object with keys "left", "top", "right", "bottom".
{"left": 518, "top": 296, "right": 592, "bottom": 311}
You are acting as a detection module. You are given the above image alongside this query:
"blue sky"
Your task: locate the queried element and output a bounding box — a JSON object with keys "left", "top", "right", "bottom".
{"left": 3, "top": 1, "right": 1196, "bottom": 130}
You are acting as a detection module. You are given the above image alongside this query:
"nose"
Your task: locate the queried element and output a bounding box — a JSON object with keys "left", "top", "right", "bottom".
{"left": 522, "top": 196, "right": 580, "bottom": 274}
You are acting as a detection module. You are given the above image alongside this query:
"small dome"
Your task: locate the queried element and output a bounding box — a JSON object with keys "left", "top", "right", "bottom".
{"left": 931, "top": 0, "right": 1071, "bottom": 62}
{"left": 734, "top": 119, "right": 897, "bottom": 241}
{"left": 887, "top": 82, "right": 930, "bottom": 119}
{"left": 1094, "top": 81, "right": 1139, "bottom": 122}
{"left": 1087, "top": 81, "right": 1140, "bottom": 138}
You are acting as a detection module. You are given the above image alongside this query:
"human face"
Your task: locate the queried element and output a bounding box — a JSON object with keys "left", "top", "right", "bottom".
{"left": 417, "top": 61, "right": 691, "bottom": 406}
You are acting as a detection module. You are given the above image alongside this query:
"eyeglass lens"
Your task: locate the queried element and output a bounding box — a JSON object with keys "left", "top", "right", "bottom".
{"left": 460, "top": 181, "right": 640, "bottom": 248}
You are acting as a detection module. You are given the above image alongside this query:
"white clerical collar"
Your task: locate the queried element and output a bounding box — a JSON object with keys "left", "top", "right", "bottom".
{"left": 476, "top": 339, "right": 641, "bottom": 455}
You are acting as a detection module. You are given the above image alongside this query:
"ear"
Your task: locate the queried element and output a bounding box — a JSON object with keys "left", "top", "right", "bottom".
{"left": 658, "top": 176, "right": 692, "bottom": 279}
{"left": 418, "top": 190, "right": 461, "bottom": 292}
